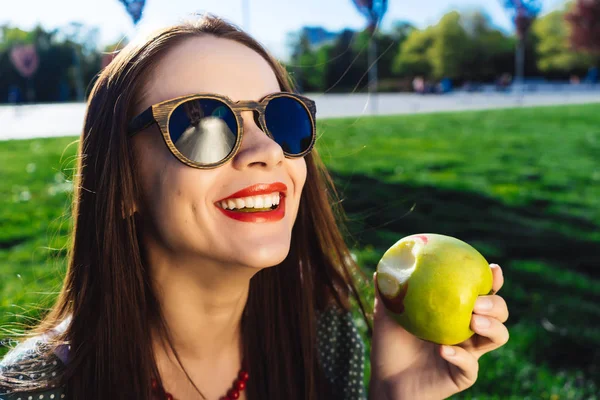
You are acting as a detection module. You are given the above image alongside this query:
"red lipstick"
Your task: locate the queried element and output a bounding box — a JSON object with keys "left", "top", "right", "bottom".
{"left": 215, "top": 182, "right": 287, "bottom": 223}
{"left": 217, "top": 182, "right": 287, "bottom": 202}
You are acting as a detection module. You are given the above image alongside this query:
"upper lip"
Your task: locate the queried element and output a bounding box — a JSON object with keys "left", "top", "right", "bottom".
{"left": 216, "top": 182, "right": 288, "bottom": 202}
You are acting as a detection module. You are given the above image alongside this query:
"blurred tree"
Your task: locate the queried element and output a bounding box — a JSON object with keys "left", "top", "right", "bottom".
{"left": 428, "top": 11, "right": 471, "bottom": 80}
{"left": 326, "top": 29, "right": 365, "bottom": 92}
{"left": 393, "top": 11, "right": 515, "bottom": 82}
{"left": 352, "top": 22, "right": 413, "bottom": 83}
{"left": 288, "top": 30, "right": 329, "bottom": 92}
{"left": 391, "top": 21, "right": 417, "bottom": 39}
{"left": 289, "top": 9, "right": 577, "bottom": 91}
{"left": 288, "top": 23, "right": 408, "bottom": 93}
{"left": 0, "top": 27, "right": 34, "bottom": 52}
{"left": 0, "top": 24, "right": 101, "bottom": 103}
{"left": 532, "top": 8, "right": 595, "bottom": 77}
{"left": 461, "top": 11, "right": 515, "bottom": 82}
{"left": 566, "top": 0, "right": 600, "bottom": 53}
{"left": 392, "top": 27, "right": 435, "bottom": 78}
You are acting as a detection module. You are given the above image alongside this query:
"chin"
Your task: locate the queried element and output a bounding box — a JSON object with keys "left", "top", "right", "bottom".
{"left": 240, "top": 243, "right": 291, "bottom": 270}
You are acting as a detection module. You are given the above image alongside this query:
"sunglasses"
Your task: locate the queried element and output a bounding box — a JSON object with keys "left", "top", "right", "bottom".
{"left": 127, "top": 92, "right": 317, "bottom": 169}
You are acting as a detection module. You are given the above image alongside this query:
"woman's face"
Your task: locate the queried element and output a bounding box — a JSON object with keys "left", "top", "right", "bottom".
{"left": 131, "top": 36, "right": 307, "bottom": 270}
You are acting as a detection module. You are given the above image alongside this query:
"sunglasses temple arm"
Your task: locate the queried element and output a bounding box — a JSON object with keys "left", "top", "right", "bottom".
{"left": 305, "top": 100, "right": 317, "bottom": 120}
{"left": 127, "top": 106, "right": 156, "bottom": 137}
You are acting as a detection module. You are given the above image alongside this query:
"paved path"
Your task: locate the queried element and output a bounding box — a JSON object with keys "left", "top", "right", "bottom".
{"left": 1, "top": 91, "right": 599, "bottom": 140}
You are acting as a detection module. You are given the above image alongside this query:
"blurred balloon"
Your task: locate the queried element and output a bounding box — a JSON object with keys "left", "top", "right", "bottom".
{"left": 502, "top": 0, "right": 542, "bottom": 39}
{"left": 10, "top": 44, "right": 39, "bottom": 78}
{"left": 352, "top": 0, "right": 388, "bottom": 31}
{"left": 119, "top": 0, "right": 146, "bottom": 24}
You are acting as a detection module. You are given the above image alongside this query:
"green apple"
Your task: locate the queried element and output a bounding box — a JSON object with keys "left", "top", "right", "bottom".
{"left": 375, "top": 233, "right": 493, "bottom": 345}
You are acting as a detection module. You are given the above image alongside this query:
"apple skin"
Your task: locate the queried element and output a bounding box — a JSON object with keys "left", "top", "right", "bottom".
{"left": 375, "top": 234, "right": 493, "bottom": 345}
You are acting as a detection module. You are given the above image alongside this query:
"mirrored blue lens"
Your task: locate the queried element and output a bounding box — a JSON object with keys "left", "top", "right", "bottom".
{"left": 264, "top": 96, "right": 313, "bottom": 155}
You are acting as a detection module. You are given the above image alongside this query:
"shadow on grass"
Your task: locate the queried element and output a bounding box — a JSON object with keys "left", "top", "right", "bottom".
{"left": 333, "top": 171, "right": 599, "bottom": 276}
{"left": 332, "top": 171, "right": 600, "bottom": 382}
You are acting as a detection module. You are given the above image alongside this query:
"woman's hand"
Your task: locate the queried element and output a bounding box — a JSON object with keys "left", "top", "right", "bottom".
{"left": 369, "top": 264, "right": 509, "bottom": 400}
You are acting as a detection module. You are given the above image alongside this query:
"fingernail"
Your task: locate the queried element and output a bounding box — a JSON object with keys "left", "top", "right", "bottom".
{"left": 476, "top": 298, "right": 493, "bottom": 311}
{"left": 475, "top": 315, "right": 491, "bottom": 329}
{"left": 442, "top": 346, "right": 455, "bottom": 356}
{"left": 490, "top": 263, "right": 499, "bottom": 268}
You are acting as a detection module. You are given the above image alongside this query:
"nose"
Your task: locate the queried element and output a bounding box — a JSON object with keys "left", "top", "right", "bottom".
{"left": 230, "top": 110, "right": 284, "bottom": 170}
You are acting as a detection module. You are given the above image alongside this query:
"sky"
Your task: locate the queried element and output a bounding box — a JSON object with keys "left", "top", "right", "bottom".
{"left": 3, "top": 0, "right": 565, "bottom": 60}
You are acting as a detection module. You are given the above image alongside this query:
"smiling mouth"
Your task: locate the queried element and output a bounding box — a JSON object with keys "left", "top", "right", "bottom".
{"left": 216, "top": 192, "right": 283, "bottom": 213}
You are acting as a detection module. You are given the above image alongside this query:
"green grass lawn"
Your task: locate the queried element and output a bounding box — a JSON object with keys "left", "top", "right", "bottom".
{"left": 1, "top": 103, "right": 599, "bottom": 399}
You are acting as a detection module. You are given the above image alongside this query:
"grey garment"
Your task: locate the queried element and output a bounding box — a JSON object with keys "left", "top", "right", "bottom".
{"left": 0, "top": 308, "right": 367, "bottom": 400}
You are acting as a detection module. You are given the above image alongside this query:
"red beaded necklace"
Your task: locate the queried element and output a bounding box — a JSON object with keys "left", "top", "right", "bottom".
{"left": 151, "top": 360, "right": 249, "bottom": 400}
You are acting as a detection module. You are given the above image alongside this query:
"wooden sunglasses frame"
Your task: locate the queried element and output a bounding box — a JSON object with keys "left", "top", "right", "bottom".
{"left": 127, "top": 91, "right": 317, "bottom": 169}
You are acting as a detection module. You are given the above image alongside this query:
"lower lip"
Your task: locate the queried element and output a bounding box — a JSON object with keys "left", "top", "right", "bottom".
{"left": 216, "top": 195, "right": 286, "bottom": 222}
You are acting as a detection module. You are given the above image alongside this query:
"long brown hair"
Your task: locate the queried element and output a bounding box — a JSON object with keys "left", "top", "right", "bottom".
{"left": 0, "top": 15, "right": 371, "bottom": 400}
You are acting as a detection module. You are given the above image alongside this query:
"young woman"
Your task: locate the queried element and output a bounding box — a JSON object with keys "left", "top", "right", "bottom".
{"left": 0, "top": 15, "right": 509, "bottom": 400}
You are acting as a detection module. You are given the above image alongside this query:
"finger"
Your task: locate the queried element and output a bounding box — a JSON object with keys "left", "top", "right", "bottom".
{"left": 490, "top": 263, "right": 504, "bottom": 294}
{"left": 439, "top": 345, "right": 479, "bottom": 390}
{"left": 473, "top": 295, "right": 509, "bottom": 323}
{"left": 469, "top": 315, "right": 510, "bottom": 358}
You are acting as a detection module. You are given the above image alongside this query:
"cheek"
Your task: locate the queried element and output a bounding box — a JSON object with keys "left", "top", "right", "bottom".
{"left": 291, "top": 158, "right": 308, "bottom": 195}
{"left": 141, "top": 161, "right": 184, "bottom": 221}
{"left": 288, "top": 157, "right": 307, "bottom": 224}
{"left": 140, "top": 162, "right": 221, "bottom": 250}
{"left": 152, "top": 165, "right": 217, "bottom": 217}
{"left": 133, "top": 135, "right": 213, "bottom": 221}
{"left": 132, "top": 127, "right": 171, "bottom": 189}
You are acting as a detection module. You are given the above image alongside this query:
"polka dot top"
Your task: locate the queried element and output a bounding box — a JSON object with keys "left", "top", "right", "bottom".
{"left": 316, "top": 307, "right": 367, "bottom": 400}
{"left": 0, "top": 307, "right": 367, "bottom": 400}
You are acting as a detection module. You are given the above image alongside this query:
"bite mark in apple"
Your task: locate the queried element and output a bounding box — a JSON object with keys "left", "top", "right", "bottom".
{"left": 377, "top": 279, "right": 409, "bottom": 315}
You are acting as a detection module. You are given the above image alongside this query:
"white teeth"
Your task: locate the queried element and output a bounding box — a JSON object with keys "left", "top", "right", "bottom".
{"left": 218, "top": 192, "right": 282, "bottom": 210}
{"left": 264, "top": 196, "right": 273, "bottom": 208}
